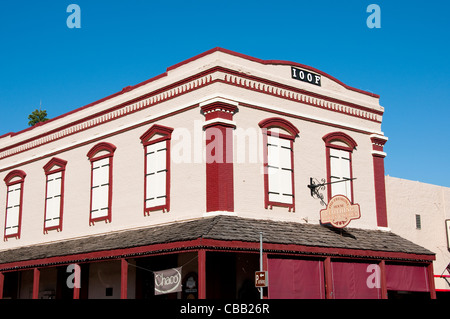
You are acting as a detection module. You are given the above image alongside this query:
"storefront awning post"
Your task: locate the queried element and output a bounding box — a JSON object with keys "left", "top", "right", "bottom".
{"left": 324, "top": 258, "right": 332, "bottom": 299}
{"left": 71, "top": 263, "right": 81, "bottom": 299}
{"left": 0, "top": 272, "right": 4, "bottom": 299}
{"left": 427, "top": 263, "right": 437, "bottom": 299}
{"left": 32, "top": 268, "right": 40, "bottom": 299}
{"left": 198, "top": 249, "right": 206, "bottom": 299}
{"left": 121, "top": 258, "right": 128, "bottom": 299}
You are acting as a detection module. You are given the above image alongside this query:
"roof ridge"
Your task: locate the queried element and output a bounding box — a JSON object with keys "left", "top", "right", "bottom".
{"left": 201, "top": 215, "right": 224, "bottom": 238}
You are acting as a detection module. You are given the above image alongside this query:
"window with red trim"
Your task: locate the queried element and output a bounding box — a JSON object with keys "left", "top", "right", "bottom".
{"left": 87, "top": 142, "right": 116, "bottom": 225}
{"left": 3, "top": 170, "right": 26, "bottom": 240}
{"left": 259, "top": 118, "right": 299, "bottom": 212}
{"left": 323, "top": 132, "right": 357, "bottom": 203}
{"left": 43, "top": 157, "right": 67, "bottom": 233}
{"left": 140, "top": 124, "right": 173, "bottom": 215}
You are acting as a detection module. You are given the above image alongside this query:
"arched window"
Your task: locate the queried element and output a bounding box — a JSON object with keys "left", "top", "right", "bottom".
{"left": 322, "top": 132, "right": 357, "bottom": 203}
{"left": 87, "top": 142, "right": 116, "bottom": 224}
{"left": 140, "top": 124, "right": 173, "bottom": 215}
{"left": 3, "top": 170, "right": 26, "bottom": 240}
{"left": 43, "top": 157, "right": 67, "bottom": 233}
{"left": 259, "top": 118, "right": 299, "bottom": 212}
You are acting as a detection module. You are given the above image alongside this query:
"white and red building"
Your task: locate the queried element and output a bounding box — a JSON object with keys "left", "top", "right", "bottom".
{"left": 0, "top": 48, "right": 439, "bottom": 299}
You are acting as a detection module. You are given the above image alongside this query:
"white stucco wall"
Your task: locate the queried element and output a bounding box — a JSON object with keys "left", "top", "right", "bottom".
{"left": 386, "top": 176, "right": 450, "bottom": 290}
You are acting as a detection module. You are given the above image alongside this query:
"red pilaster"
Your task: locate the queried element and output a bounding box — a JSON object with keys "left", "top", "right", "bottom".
{"left": 198, "top": 249, "right": 206, "bottom": 299}
{"left": 371, "top": 135, "right": 389, "bottom": 228}
{"left": 33, "top": 268, "right": 40, "bottom": 299}
{"left": 201, "top": 100, "right": 238, "bottom": 212}
{"left": 121, "top": 258, "right": 128, "bottom": 299}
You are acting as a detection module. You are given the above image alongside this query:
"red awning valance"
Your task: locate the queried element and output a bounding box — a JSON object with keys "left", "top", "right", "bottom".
{"left": 268, "top": 258, "right": 325, "bottom": 299}
{"left": 331, "top": 261, "right": 381, "bottom": 299}
{"left": 386, "top": 264, "right": 429, "bottom": 292}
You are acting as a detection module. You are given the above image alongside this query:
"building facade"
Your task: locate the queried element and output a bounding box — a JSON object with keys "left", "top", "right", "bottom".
{"left": 386, "top": 176, "right": 450, "bottom": 298}
{"left": 0, "top": 48, "right": 437, "bottom": 299}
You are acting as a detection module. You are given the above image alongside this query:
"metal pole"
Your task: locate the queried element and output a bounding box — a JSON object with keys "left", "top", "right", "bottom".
{"left": 260, "top": 232, "right": 263, "bottom": 299}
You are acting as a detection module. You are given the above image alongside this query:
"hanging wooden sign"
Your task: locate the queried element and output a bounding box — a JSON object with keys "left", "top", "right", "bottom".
{"left": 320, "top": 195, "right": 361, "bottom": 228}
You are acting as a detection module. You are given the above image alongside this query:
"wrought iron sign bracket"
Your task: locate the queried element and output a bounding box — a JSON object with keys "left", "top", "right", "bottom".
{"left": 307, "top": 177, "right": 357, "bottom": 206}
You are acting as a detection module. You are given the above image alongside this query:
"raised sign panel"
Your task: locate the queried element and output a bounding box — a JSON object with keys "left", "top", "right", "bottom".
{"left": 291, "top": 66, "right": 321, "bottom": 86}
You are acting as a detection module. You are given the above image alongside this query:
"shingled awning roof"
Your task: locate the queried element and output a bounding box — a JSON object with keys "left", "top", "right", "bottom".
{"left": 0, "top": 215, "right": 434, "bottom": 269}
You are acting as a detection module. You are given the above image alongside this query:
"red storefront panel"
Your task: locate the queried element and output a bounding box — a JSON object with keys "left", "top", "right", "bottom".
{"left": 268, "top": 258, "right": 324, "bottom": 299}
{"left": 331, "top": 261, "right": 381, "bottom": 299}
{"left": 386, "top": 264, "right": 429, "bottom": 292}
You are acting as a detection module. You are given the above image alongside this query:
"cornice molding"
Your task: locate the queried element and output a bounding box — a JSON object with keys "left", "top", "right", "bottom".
{"left": 0, "top": 68, "right": 382, "bottom": 161}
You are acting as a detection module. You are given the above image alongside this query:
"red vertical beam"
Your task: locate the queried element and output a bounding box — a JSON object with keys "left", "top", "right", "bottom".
{"left": 324, "top": 257, "right": 333, "bottom": 299}
{"left": 0, "top": 272, "right": 4, "bottom": 299}
{"left": 371, "top": 135, "right": 389, "bottom": 228}
{"left": 201, "top": 101, "right": 237, "bottom": 213}
{"left": 121, "top": 258, "right": 128, "bottom": 299}
{"left": 427, "top": 263, "right": 436, "bottom": 299}
{"left": 32, "top": 268, "right": 40, "bottom": 299}
{"left": 73, "top": 286, "right": 80, "bottom": 299}
{"left": 379, "top": 260, "right": 388, "bottom": 299}
{"left": 198, "top": 249, "right": 206, "bottom": 299}
{"left": 73, "top": 264, "right": 80, "bottom": 300}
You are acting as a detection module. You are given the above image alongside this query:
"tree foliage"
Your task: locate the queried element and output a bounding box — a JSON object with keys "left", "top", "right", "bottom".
{"left": 28, "top": 108, "right": 49, "bottom": 126}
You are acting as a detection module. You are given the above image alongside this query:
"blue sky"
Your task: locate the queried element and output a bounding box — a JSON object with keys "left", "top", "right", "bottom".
{"left": 0, "top": 1, "right": 449, "bottom": 187}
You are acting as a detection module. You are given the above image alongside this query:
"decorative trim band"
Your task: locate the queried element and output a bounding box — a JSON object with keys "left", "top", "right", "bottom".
{"left": 203, "top": 118, "right": 237, "bottom": 129}
{"left": 221, "top": 71, "right": 383, "bottom": 122}
{"left": 0, "top": 67, "right": 382, "bottom": 161}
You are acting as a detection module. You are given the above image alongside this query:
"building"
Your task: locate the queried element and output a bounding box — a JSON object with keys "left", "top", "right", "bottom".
{"left": 386, "top": 176, "right": 450, "bottom": 298}
{"left": 0, "top": 48, "right": 437, "bottom": 299}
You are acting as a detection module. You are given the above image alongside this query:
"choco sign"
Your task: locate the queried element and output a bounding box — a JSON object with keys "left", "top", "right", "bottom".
{"left": 154, "top": 267, "right": 182, "bottom": 295}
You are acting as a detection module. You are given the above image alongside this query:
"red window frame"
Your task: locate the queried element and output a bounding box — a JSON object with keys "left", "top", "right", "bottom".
{"left": 43, "top": 157, "right": 67, "bottom": 233}
{"left": 3, "top": 170, "right": 26, "bottom": 240}
{"left": 259, "top": 118, "right": 299, "bottom": 212}
{"left": 323, "top": 132, "right": 357, "bottom": 203}
{"left": 86, "top": 142, "right": 116, "bottom": 225}
{"left": 140, "top": 124, "right": 173, "bottom": 215}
